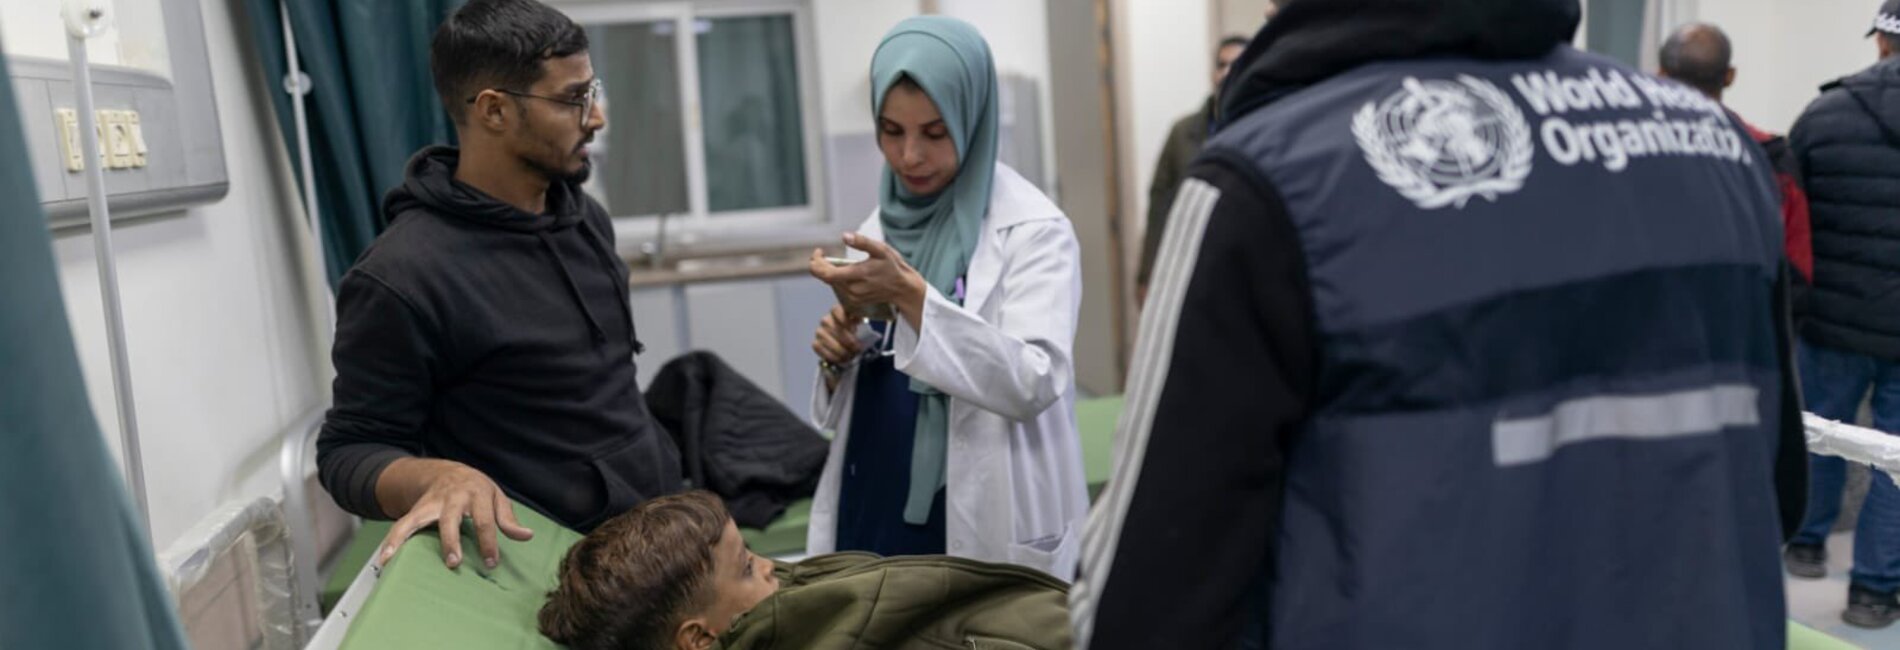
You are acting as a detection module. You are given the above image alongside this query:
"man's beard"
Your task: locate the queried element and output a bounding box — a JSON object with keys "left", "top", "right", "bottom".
{"left": 525, "top": 150, "right": 592, "bottom": 186}
{"left": 520, "top": 121, "right": 595, "bottom": 186}
{"left": 560, "top": 158, "right": 593, "bottom": 185}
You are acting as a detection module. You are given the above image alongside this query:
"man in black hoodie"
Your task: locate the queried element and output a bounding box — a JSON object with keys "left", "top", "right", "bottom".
{"left": 1072, "top": 0, "right": 1802, "bottom": 648}
{"left": 317, "top": 0, "right": 682, "bottom": 571}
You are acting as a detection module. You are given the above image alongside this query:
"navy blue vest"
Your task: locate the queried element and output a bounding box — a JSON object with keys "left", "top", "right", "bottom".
{"left": 1211, "top": 47, "right": 1787, "bottom": 649}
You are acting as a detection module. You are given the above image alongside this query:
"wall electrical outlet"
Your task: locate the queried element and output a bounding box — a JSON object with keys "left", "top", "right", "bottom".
{"left": 99, "top": 110, "right": 119, "bottom": 169}
{"left": 56, "top": 108, "right": 146, "bottom": 171}
{"left": 104, "top": 110, "right": 134, "bottom": 169}
{"left": 94, "top": 119, "right": 109, "bottom": 168}
{"left": 56, "top": 108, "right": 83, "bottom": 172}
{"left": 126, "top": 111, "right": 147, "bottom": 168}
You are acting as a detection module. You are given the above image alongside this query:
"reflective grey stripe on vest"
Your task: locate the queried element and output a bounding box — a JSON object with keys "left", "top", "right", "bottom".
{"left": 1071, "top": 178, "right": 1221, "bottom": 650}
{"left": 1492, "top": 384, "right": 1760, "bottom": 466}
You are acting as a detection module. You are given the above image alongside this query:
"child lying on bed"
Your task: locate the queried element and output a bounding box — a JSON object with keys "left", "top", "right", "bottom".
{"left": 538, "top": 491, "right": 1071, "bottom": 650}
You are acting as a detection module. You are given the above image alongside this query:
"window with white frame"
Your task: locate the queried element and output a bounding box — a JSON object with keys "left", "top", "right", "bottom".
{"left": 559, "top": 0, "right": 828, "bottom": 250}
{"left": 1578, "top": 0, "right": 1700, "bottom": 70}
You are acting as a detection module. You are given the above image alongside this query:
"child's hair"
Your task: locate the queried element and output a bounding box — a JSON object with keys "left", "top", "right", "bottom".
{"left": 539, "top": 491, "right": 731, "bottom": 650}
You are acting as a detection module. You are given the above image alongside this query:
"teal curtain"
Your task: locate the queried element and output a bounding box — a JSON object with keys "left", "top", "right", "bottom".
{"left": 698, "top": 15, "right": 808, "bottom": 213}
{"left": 240, "top": 0, "right": 466, "bottom": 287}
{"left": 591, "top": 22, "right": 691, "bottom": 217}
{"left": 0, "top": 53, "right": 189, "bottom": 650}
{"left": 1587, "top": 0, "right": 1647, "bottom": 68}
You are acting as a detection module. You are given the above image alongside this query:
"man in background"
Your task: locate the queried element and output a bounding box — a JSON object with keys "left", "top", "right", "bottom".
{"left": 1134, "top": 35, "right": 1250, "bottom": 306}
{"left": 1658, "top": 22, "right": 1812, "bottom": 285}
{"left": 1779, "top": 0, "right": 1900, "bottom": 629}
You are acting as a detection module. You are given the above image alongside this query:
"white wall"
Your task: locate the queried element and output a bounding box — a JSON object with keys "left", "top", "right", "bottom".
{"left": 939, "top": 0, "right": 1050, "bottom": 86}
{"left": 813, "top": 0, "right": 921, "bottom": 136}
{"left": 49, "top": 0, "right": 329, "bottom": 550}
{"left": 940, "top": 0, "right": 1055, "bottom": 191}
{"left": 1045, "top": 0, "right": 1126, "bottom": 394}
{"left": 1695, "top": 0, "right": 1877, "bottom": 134}
{"left": 1215, "top": 0, "right": 1271, "bottom": 42}
{"left": 1112, "top": 0, "right": 1211, "bottom": 280}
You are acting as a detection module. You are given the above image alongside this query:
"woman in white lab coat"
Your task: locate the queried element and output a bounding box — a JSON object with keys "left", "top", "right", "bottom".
{"left": 805, "top": 15, "right": 1087, "bottom": 579}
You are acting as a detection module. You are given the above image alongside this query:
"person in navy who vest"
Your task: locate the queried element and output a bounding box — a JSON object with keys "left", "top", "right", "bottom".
{"left": 1070, "top": 0, "right": 1806, "bottom": 649}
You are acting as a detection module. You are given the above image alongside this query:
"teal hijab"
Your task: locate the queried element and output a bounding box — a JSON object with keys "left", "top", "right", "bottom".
{"left": 871, "top": 16, "right": 999, "bottom": 525}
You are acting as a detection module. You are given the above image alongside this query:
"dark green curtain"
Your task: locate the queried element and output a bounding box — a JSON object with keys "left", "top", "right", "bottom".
{"left": 592, "top": 22, "right": 691, "bottom": 217}
{"left": 698, "top": 15, "right": 809, "bottom": 213}
{"left": 1587, "top": 0, "right": 1647, "bottom": 68}
{"left": 240, "top": 0, "right": 466, "bottom": 287}
{"left": 0, "top": 53, "right": 188, "bottom": 650}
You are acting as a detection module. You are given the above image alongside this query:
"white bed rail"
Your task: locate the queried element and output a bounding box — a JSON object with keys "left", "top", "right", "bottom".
{"left": 279, "top": 408, "right": 328, "bottom": 646}
{"left": 1804, "top": 412, "right": 1900, "bottom": 481}
{"left": 305, "top": 550, "right": 381, "bottom": 650}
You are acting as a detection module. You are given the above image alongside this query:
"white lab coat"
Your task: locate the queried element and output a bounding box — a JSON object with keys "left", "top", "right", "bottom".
{"left": 806, "top": 162, "right": 1089, "bottom": 579}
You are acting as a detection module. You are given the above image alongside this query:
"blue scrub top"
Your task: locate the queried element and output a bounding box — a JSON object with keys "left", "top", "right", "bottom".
{"left": 834, "top": 320, "right": 947, "bottom": 555}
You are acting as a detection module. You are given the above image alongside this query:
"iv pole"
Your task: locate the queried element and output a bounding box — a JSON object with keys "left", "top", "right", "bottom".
{"left": 280, "top": 1, "right": 331, "bottom": 294}
{"left": 63, "top": 0, "right": 151, "bottom": 540}
{"left": 276, "top": 1, "right": 336, "bottom": 638}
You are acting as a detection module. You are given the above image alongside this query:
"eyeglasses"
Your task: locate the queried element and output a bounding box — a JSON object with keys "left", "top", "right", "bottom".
{"left": 466, "top": 78, "right": 603, "bottom": 128}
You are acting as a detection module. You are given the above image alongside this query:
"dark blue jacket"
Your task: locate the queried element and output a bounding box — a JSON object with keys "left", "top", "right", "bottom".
{"left": 1073, "top": 1, "right": 1803, "bottom": 649}
{"left": 1240, "top": 47, "right": 1786, "bottom": 650}
{"left": 1791, "top": 57, "right": 1900, "bottom": 359}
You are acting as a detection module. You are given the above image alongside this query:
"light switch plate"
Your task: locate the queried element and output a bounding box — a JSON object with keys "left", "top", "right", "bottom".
{"left": 103, "top": 110, "right": 131, "bottom": 169}
{"left": 57, "top": 109, "right": 150, "bottom": 172}
{"left": 116, "top": 111, "right": 134, "bottom": 168}
{"left": 127, "top": 110, "right": 147, "bottom": 167}
{"left": 99, "top": 110, "right": 117, "bottom": 169}
{"left": 92, "top": 116, "right": 108, "bottom": 169}
{"left": 56, "top": 108, "right": 82, "bottom": 172}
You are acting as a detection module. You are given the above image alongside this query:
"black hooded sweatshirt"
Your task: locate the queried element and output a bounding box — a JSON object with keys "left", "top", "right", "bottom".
{"left": 317, "top": 146, "right": 683, "bottom": 533}
{"left": 1078, "top": 1, "right": 1803, "bottom": 648}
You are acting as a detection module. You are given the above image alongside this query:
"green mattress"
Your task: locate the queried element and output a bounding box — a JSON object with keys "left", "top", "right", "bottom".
{"left": 322, "top": 505, "right": 818, "bottom": 613}
{"left": 335, "top": 503, "right": 579, "bottom": 649}
{"left": 1076, "top": 394, "right": 1123, "bottom": 497}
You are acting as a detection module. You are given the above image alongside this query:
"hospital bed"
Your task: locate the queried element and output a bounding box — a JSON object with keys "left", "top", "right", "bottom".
{"left": 313, "top": 393, "right": 1126, "bottom": 608}
{"left": 292, "top": 397, "right": 1863, "bottom": 649}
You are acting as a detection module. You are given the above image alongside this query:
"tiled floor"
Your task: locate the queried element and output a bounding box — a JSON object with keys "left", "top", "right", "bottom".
{"left": 1786, "top": 531, "right": 1900, "bottom": 649}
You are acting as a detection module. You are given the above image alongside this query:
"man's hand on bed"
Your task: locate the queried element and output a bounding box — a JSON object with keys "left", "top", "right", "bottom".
{"left": 374, "top": 458, "right": 536, "bottom": 570}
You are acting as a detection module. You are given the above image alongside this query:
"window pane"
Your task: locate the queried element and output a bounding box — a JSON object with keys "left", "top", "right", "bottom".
{"left": 586, "top": 21, "right": 690, "bottom": 217}
{"left": 1, "top": 0, "right": 174, "bottom": 80}
{"left": 695, "top": 15, "right": 810, "bottom": 213}
{"left": 1585, "top": 0, "right": 1645, "bottom": 68}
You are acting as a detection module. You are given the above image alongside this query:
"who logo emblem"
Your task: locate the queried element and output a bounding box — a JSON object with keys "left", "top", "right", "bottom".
{"left": 1352, "top": 75, "right": 1534, "bottom": 210}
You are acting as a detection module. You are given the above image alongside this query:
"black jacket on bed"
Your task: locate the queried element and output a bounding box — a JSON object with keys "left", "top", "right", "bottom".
{"left": 645, "top": 351, "right": 828, "bottom": 528}
{"left": 317, "top": 146, "right": 683, "bottom": 533}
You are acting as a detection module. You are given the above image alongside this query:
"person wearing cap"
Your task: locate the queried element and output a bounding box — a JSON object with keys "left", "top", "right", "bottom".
{"left": 1780, "top": 0, "right": 1900, "bottom": 629}
{"left": 1071, "top": 0, "right": 1803, "bottom": 647}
